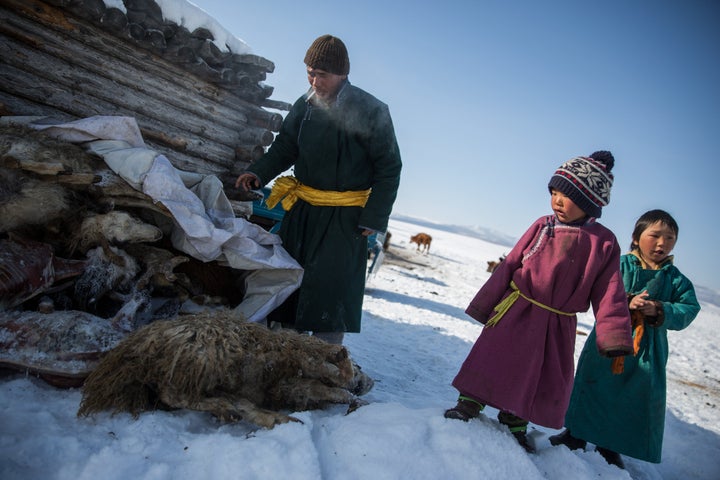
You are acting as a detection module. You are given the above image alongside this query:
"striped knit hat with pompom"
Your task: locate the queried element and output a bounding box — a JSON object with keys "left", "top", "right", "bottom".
{"left": 548, "top": 150, "right": 615, "bottom": 218}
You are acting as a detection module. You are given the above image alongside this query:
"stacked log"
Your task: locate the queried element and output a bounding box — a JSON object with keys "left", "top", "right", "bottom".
{"left": 0, "top": 0, "right": 291, "bottom": 189}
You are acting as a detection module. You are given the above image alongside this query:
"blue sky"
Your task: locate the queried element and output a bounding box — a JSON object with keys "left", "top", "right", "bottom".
{"left": 191, "top": 0, "right": 719, "bottom": 291}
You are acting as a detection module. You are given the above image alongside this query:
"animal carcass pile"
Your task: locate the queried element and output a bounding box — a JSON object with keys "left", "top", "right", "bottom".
{"left": 0, "top": 122, "right": 248, "bottom": 325}
{"left": 0, "top": 121, "right": 370, "bottom": 425}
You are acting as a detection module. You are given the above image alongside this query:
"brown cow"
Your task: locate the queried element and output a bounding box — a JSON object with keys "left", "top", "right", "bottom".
{"left": 383, "top": 231, "right": 392, "bottom": 251}
{"left": 410, "top": 233, "right": 432, "bottom": 253}
{"left": 486, "top": 255, "right": 506, "bottom": 273}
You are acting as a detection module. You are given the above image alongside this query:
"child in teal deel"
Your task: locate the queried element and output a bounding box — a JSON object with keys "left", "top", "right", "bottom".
{"left": 550, "top": 209, "right": 701, "bottom": 468}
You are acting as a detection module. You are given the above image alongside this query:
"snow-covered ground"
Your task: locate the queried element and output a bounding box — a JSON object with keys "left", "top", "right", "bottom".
{"left": 1, "top": 217, "right": 718, "bottom": 479}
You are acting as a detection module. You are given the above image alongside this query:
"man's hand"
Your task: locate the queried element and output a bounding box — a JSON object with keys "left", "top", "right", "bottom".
{"left": 235, "top": 173, "right": 261, "bottom": 191}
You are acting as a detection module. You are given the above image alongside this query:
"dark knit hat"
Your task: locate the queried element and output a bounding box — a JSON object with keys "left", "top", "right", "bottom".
{"left": 304, "top": 34, "right": 350, "bottom": 75}
{"left": 548, "top": 150, "right": 615, "bottom": 218}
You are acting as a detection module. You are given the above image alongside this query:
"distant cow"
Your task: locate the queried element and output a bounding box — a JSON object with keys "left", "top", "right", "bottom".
{"left": 383, "top": 231, "right": 392, "bottom": 251}
{"left": 486, "top": 255, "right": 507, "bottom": 273}
{"left": 410, "top": 233, "right": 432, "bottom": 253}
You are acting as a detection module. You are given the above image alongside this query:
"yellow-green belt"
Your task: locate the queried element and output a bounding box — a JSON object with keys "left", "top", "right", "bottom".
{"left": 265, "top": 175, "right": 371, "bottom": 211}
{"left": 486, "top": 280, "right": 576, "bottom": 327}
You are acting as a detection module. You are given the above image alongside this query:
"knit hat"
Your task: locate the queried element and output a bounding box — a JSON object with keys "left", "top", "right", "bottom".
{"left": 548, "top": 150, "right": 615, "bottom": 218}
{"left": 304, "top": 34, "right": 350, "bottom": 75}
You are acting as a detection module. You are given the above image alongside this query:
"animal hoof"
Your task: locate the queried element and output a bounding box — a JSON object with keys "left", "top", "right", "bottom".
{"left": 346, "top": 398, "right": 368, "bottom": 414}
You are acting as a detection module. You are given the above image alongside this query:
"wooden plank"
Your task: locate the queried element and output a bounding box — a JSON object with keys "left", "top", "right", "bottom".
{"left": 0, "top": 60, "right": 236, "bottom": 170}
{"left": 0, "top": 25, "right": 273, "bottom": 151}
{"left": 0, "top": 90, "right": 232, "bottom": 175}
{"left": 0, "top": 56, "right": 243, "bottom": 158}
{"left": 0, "top": 90, "right": 75, "bottom": 120}
{"left": 0, "top": 15, "right": 254, "bottom": 132}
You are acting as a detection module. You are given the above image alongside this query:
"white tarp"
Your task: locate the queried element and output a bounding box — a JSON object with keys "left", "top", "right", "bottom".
{"left": 19, "top": 115, "right": 302, "bottom": 322}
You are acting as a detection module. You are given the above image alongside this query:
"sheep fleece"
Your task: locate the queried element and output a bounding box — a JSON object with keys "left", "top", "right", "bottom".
{"left": 78, "top": 311, "right": 359, "bottom": 428}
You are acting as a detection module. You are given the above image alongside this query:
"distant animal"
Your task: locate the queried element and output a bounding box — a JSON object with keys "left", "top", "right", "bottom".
{"left": 486, "top": 255, "right": 507, "bottom": 273}
{"left": 383, "top": 231, "right": 392, "bottom": 251}
{"left": 78, "top": 310, "right": 372, "bottom": 429}
{"left": 410, "top": 233, "right": 432, "bottom": 253}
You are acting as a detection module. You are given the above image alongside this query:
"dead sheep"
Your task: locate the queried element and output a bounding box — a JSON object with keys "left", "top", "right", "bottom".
{"left": 73, "top": 210, "right": 162, "bottom": 254}
{"left": 78, "top": 310, "right": 372, "bottom": 428}
{"left": 73, "top": 245, "right": 139, "bottom": 311}
{"left": 0, "top": 168, "right": 71, "bottom": 233}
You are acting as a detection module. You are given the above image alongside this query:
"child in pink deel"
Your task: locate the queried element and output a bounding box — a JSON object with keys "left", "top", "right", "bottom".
{"left": 444, "top": 151, "right": 633, "bottom": 453}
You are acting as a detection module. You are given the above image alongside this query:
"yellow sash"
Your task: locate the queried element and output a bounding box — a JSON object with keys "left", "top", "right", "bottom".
{"left": 265, "top": 176, "right": 371, "bottom": 211}
{"left": 486, "top": 280, "right": 576, "bottom": 327}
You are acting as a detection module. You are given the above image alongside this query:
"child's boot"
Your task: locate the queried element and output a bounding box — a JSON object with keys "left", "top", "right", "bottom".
{"left": 596, "top": 446, "right": 625, "bottom": 469}
{"left": 549, "top": 429, "right": 587, "bottom": 450}
{"left": 511, "top": 430, "right": 535, "bottom": 454}
{"left": 444, "top": 395, "right": 484, "bottom": 421}
{"left": 498, "top": 411, "right": 535, "bottom": 454}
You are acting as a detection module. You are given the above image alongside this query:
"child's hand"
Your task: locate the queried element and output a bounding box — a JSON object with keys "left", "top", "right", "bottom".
{"left": 629, "top": 290, "right": 660, "bottom": 316}
{"left": 629, "top": 290, "right": 664, "bottom": 326}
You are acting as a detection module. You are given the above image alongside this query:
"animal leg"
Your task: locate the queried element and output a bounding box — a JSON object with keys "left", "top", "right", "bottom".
{"left": 271, "top": 378, "right": 357, "bottom": 411}
{"left": 226, "top": 398, "right": 303, "bottom": 428}
{"left": 157, "top": 389, "right": 300, "bottom": 429}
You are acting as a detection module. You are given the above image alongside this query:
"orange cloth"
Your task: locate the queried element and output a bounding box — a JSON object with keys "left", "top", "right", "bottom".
{"left": 611, "top": 309, "right": 645, "bottom": 374}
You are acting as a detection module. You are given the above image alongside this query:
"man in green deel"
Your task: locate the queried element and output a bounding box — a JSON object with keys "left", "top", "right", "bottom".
{"left": 236, "top": 34, "right": 402, "bottom": 345}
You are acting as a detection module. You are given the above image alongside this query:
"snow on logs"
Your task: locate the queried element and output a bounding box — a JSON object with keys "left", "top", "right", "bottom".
{"left": 0, "top": 0, "right": 291, "bottom": 184}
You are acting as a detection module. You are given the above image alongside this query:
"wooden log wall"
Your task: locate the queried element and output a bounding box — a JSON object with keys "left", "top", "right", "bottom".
{"left": 0, "top": 0, "right": 292, "bottom": 184}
